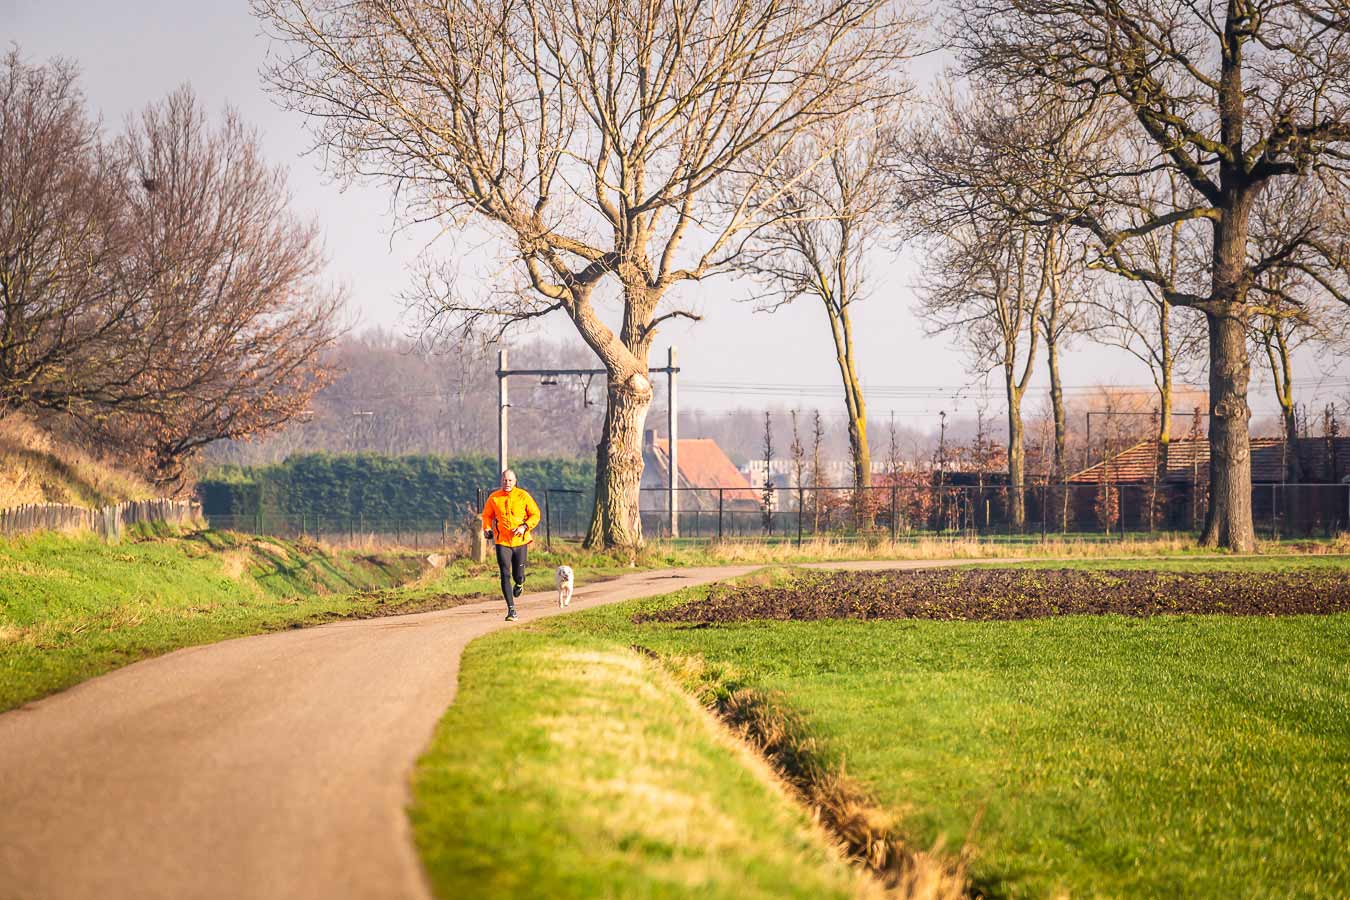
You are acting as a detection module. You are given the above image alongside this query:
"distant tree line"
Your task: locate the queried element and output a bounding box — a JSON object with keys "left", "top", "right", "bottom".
{"left": 202, "top": 332, "right": 608, "bottom": 465}
{"left": 198, "top": 454, "right": 594, "bottom": 522}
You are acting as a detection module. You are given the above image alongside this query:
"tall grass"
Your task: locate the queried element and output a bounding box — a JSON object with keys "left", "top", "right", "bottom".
{"left": 0, "top": 414, "right": 154, "bottom": 508}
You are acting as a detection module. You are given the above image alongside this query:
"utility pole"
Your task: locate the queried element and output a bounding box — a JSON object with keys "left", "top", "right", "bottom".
{"left": 497, "top": 348, "right": 509, "bottom": 475}
{"left": 668, "top": 346, "right": 679, "bottom": 538}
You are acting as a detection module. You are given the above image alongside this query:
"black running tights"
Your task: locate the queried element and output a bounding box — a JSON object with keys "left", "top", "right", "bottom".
{"left": 495, "top": 543, "right": 528, "bottom": 608}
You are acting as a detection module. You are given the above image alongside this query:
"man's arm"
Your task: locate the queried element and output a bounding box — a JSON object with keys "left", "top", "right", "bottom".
{"left": 481, "top": 496, "right": 496, "bottom": 536}
{"left": 524, "top": 492, "right": 542, "bottom": 532}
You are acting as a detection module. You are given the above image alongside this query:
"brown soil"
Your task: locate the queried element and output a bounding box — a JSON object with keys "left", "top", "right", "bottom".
{"left": 637, "top": 568, "right": 1350, "bottom": 624}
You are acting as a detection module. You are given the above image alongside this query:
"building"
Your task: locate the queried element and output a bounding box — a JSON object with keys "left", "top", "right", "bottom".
{"left": 640, "top": 430, "right": 761, "bottom": 513}
{"left": 1067, "top": 437, "right": 1350, "bottom": 533}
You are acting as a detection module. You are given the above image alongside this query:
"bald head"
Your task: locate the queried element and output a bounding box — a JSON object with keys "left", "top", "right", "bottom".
{"left": 500, "top": 470, "right": 516, "bottom": 492}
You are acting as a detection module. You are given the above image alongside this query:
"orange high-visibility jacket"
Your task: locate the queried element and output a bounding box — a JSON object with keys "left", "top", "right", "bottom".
{"left": 481, "top": 488, "right": 541, "bottom": 547}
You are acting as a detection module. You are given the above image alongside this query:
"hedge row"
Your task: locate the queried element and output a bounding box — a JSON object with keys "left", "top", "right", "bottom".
{"left": 197, "top": 453, "right": 595, "bottom": 521}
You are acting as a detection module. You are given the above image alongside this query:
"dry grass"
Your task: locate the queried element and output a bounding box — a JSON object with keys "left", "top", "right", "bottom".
{"left": 0, "top": 413, "right": 154, "bottom": 508}
{"left": 696, "top": 534, "right": 1202, "bottom": 562}
{"left": 656, "top": 650, "right": 972, "bottom": 900}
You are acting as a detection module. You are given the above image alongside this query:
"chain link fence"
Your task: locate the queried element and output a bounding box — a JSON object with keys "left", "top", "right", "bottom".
{"left": 199, "top": 481, "right": 1350, "bottom": 548}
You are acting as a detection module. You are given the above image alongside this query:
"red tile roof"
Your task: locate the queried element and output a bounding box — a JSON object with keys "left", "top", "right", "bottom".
{"left": 1068, "top": 437, "right": 1350, "bottom": 484}
{"left": 652, "top": 438, "right": 759, "bottom": 501}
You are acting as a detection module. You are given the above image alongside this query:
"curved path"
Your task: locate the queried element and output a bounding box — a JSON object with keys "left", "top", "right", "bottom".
{"left": 0, "top": 560, "right": 973, "bottom": 900}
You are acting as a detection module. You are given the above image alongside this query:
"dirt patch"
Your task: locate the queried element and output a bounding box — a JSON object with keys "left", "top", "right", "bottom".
{"left": 637, "top": 568, "right": 1350, "bottom": 624}
{"left": 295, "top": 589, "right": 484, "bottom": 627}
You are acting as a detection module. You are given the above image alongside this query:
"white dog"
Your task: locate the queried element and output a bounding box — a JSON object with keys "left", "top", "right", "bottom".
{"left": 555, "top": 565, "right": 574, "bottom": 607}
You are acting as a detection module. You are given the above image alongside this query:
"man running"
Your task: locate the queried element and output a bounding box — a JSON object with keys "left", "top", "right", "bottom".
{"left": 481, "top": 469, "right": 541, "bottom": 621}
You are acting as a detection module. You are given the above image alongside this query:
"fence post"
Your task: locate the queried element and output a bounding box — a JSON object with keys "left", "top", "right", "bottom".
{"left": 1041, "top": 483, "right": 1048, "bottom": 543}
{"left": 545, "top": 489, "right": 552, "bottom": 551}
{"left": 889, "top": 485, "right": 897, "bottom": 544}
{"left": 797, "top": 486, "right": 804, "bottom": 548}
{"left": 717, "top": 489, "right": 724, "bottom": 542}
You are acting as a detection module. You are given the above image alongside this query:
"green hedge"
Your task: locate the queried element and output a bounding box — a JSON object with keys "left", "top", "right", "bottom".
{"left": 196, "top": 454, "right": 594, "bottom": 521}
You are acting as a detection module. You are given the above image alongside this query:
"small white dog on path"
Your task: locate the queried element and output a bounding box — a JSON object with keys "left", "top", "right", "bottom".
{"left": 555, "top": 565, "right": 574, "bottom": 607}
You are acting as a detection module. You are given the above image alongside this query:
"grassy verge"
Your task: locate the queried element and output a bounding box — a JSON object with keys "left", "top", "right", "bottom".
{"left": 432, "top": 559, "right": 1350, "bottom": 898}
{"left": 0, "top": 530, "right": 632, "bottom": 711}
{"left": 409, "top": 627, "right": 869, "bottom": 900}
{"left": 547, "top": 533, "right": 1350, "bottom": 567}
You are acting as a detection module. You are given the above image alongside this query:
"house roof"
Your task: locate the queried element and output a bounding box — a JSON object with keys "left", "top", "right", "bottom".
{"left": 650, "top": 438, "right": 759, "bottom": 501}
{"left": 1068, "top": 437, "right": 1350, "bottom": 485}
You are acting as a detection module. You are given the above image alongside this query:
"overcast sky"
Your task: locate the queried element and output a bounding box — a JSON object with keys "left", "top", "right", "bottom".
{"left": 10, "top": 0, "right": 1349, "bottom": 431}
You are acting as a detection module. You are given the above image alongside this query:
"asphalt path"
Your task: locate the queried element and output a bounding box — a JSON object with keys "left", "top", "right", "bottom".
{"left": 0, "top": 559, "right": 987, "bottom": 900}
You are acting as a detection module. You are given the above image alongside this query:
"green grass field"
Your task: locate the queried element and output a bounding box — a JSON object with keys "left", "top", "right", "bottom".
{"left": 410, "top": 628, "right": 867, "bottom": 900}
{"left": 416, "top": 557, "right": 1350, "bottom": 899}
{"left": 0, "top": 530, "right": 634, "bottom": 711}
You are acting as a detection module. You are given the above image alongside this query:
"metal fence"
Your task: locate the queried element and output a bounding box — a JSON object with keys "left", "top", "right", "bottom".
{"left": 198, "top": 480, "right": 1350, "bottom": 548}
{"left": 540, "top": 482, "right": 1350, "bottom": 544}
{"left": 203, "top": 514, "right": 464, "bottom": 551}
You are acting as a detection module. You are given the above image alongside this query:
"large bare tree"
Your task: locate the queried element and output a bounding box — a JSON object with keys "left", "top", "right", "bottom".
{"left": 736, "top": 108, "right": 907, "bottom": 525}
{"left": 955, "top": 0, "right": 1350, "bottom": 550}
{"left": 905, "top": 88, "right": 1104, "bottom": 527}
{"left": 253, "top": 0, "right": 910, "bottom": 549}
{"left": 77, "top": 88, "right": 342, "bottom": 490}
{"left": 0, "top": 50, "right": 140, "bottom": 414}
{"left": 917, "top": 210, "right": 1044, "bottom": 527}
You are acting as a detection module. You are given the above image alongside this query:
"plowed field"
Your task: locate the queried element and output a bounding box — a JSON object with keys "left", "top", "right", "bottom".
{"left": 636, "top": 568, "right": 1350, "bottom": 623}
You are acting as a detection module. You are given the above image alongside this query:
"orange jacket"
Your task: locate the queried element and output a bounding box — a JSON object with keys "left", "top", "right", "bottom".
{"left": 481, "top": 488, "right": 541, "bottom": 547}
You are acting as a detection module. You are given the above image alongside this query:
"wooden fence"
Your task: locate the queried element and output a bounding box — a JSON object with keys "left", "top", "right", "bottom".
{"left": 0, "top": 498, "right": 203, "bottom": 540}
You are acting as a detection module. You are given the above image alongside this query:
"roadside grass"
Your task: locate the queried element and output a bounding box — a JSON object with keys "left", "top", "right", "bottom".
{"left": 545, "top": 532, "right": 1350, "bottom": 567}
{"left": 409, "top": 627, "right": 871, "bottom": 900}
{"left": 441, "top": 559, "right": 1350, "bottom": 899}
{"left": 960, "top": 553, "right": 1350, "bottom": 573}
{"left": 0, "top": 530, "right": 631, "bottom": 711}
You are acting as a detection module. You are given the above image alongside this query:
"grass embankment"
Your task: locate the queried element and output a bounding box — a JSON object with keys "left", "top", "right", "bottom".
{"left": 0, "top": 413, "right": 153, "bottom": 507}
{"left": 0, "top": 531, "right": 633, "bottom": 711}
{"left": 410, "top": 628, "right": 871, "bottom": 900}
{"left": 417, "top": 557, "right": 1350, "bottom": 899}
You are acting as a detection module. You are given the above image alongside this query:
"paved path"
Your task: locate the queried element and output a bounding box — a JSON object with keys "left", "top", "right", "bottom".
{"left": 0, "top": 559, "right": 1007, "bottom": 900}
{"left": 0, "top": 566, "right": 759, "bottom": 900}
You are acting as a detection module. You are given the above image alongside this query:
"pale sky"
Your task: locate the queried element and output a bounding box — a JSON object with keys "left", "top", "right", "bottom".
{"left": 10, "top": 0, "right": 1349, "bottom": 433}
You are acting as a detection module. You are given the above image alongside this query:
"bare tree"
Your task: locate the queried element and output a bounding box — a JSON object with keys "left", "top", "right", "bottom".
{"left": 0, "top": 50, "right": 140, "bottom": 414}
{"left": 760, "top": 411, "right": 775, "bottom": 532}
{"left": 80, "top": 88, "right": 343, "bottom": 489}
{"left": 253, "top": 0, "right": 912, "bottom": 549}
{"left": 789, "top": 408, "right": 807, "bottom": 512}
{"left": 1038, "top": 222, "right": 1094, "bottom": 478}
{"left": 907, "top": 90, "right": 1089, "bottom": 527}
{"left": 737, "top": 106, "right": 908, "bottom": 526}
{"left": 955, "top": 0, "right": 1350, "bottom": 550}
{"left": 1249, "top": 174, "right": 1350, "bottom": 480}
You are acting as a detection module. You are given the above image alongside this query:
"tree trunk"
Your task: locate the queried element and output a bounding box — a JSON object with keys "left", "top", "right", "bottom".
{"left": 1199, "top": 308, "right": 1256, "bottom": 550}
{"left": 1267, "top": 329, "right": 1302, "bottom": 483}
{"left": 576, "top": 277, "right": 657, "bottom": 552}
{"left": 830, "top": 302, "right": 872, "bottom": 528}
{"left": 1046, "top": 335, "right": 1066, "bottom": 477}
{"left": 584, "top": 368, "right": 653, "bottom": 551}
{"left": 1006, "top": 375, "right": 1025, "bottom": 528}
{"left": 1281, "top": 403, "right": 1301, "bottom": 482}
